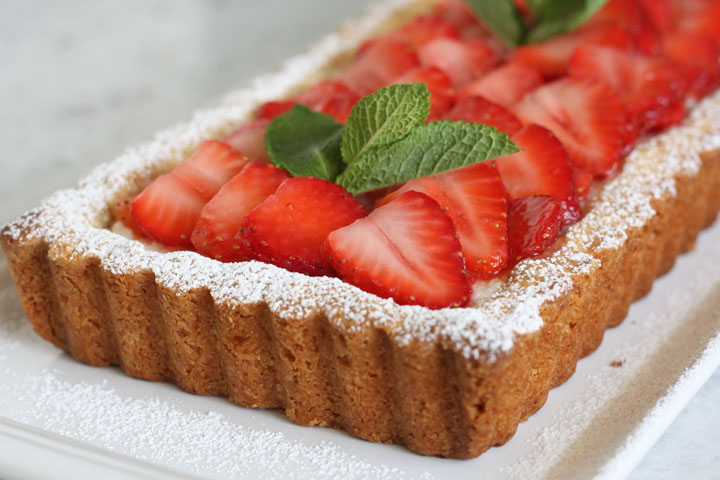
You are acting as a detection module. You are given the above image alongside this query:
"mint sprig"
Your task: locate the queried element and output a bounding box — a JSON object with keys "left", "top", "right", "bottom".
{"left": 465, "top": 0, "right": 524, "bottom": 48}
{"left": 264, "top": 104, "right": 345, "bottom": 181}
{"left": 264, "top": 84, "right": 520, "bottom": 194}
{"left": 341, "top": 84, "right": 430, "bottom": 164}
{"left": 464, "top": 0, "right": 608, "bottom": 45}
{"left": 337, "top": 121, "right": 521, "bottom": 194}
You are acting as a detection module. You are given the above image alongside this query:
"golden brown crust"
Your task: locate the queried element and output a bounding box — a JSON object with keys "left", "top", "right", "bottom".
{"left": 2, "top": 150, "right": 719, "bottom": 458}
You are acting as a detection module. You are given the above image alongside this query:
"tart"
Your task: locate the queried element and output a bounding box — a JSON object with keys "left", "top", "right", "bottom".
{"left": 3, "top": 0, "right": 720, "bottom": 458}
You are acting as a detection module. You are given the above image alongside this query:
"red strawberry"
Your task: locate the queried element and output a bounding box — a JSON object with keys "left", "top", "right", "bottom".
{"left": 432, "top": 0, "right": 487, "bottom": 39}
{"left": 378, "top": 163, "right": 509, "bottom": 279}
{"left": 191, "top": 163, "right": 290, "bottom": 262}
{"left": 241, "top": 177, "right": 366, "bottom": 276}
{"left": 512, "top": 23, "right": 632, "bottom": 79}
{"left": 674, "top": 0, "right": 720, "bottom": 45}
{"left": 457, "top": 61, "right": 544, "bottom": 107}
{"left": 294, "top": 80, "right": 360, "bottom": 123}
{"left": 661, "top": 31, "right": 720, "bottom": 99}
{"left": 256, "top": 100, "right": 295, "bottom": 120}
{"left": 572, "top": 167, "right": 595, "bottom": 203}
{"left": 131, "top": 141, "right": 248, "bottom": 247}
{"left": 638, "top": 0, "right": 672, "bottom": 31}
{"left": 112, "top": 196, "right": 144, "bottom": 237}
{"left": 417, "top": 37, "right": 500, "bottom": 88}
{"left": 568, "top": 46, "right": 687, "bottom": 135}
{"left": 444, "top": 95, "right": 523, "bottom": 135}
{"left": 172, "top": 140, "right": 250, "bottom": 200}
{"left": 340, "top": 38, "right": 420, "bottom": 95}
{"left": 394, "top": 66, "right": 455, "bottom": 120}
{"left": 512, "top": 77, "right": 626, "bottom": 177}
{"left": 385, "top": 15, "right": 460, "bottom": 49}
{"left": 324, "top": 190, "right": 471, "bottom": 309}
{"left": 224, "top": 119, "right": 271, "bottom": 163}
{"left": 508, "top": 195, "right": 563, "bottom": 263}
{"left": 493, "top": 124, "right": 580, "bottom": 224}
{"left": 586, "top": 0, "right": 661, "bottom": 54}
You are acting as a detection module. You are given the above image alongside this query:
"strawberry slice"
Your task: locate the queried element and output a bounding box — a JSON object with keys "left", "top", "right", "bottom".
{"left": 191, "top": 163, "right": 290, "bottom": 262}
{"left": 638, "top": 0, "right": 672, "bottom": 31}
{"left": 432, "top": 0, "right": 487, "bottom": 39}
{"left": 172, "top": 140, "right": 250, "bottom": 201}
{"left": 385, "top": 15, "right": 460, "bottom": 49}
{"left": 457, "top": 61, "right": 544, "bottom": 107}
{"left": 568, "top": 45, "right": 687, "bottom": 134}
{"left": 241, "top": 177, "right": 366, "bottom": 276}
{"left": 512, "top": 77, "right": 626, "bottom": 177}
{"left": 444, "top": 96, "right": 523, "bottom": 135}
{"left": 131, "top": 141, "right": 248, "bottom": 247}
{"left": 661, "top": 31, "right": 720, "bottom": 99}
{"left": 417, "top": 37, "right": 500, "bottom": 88}
{"left": 256, "top": 100, "right": 294, "bottom": 121}
{"left": 378, "top": 163, "right": 509, "bottom": 279}
{"left": 512, "top": 23, "right": 632, "bottom": 79}
{"left": 572, "top": 167, "right": 595, "bottom": 203}
{"left": 586, "top": 0, "right": 661, "bottom": 54}
{"left": 394, "top": 66, "right": 455, "bottom": 120}
{"left": 224, "top": 119, "right": 271, "bottom": 164}
{"left": 508, "top": 195, "right": 563, "bottom": 263}
{"left": 340, "top": 38, "right": 420, "bottom": 96}
{"left": 324, "top": 190, "right": 471, "bottom": 309}
{"left": 112, "top": 196, "right": 144, "bottom": 237}
{"left": 493, "top": 124, "right": 580, "bottom": 224}
{"left": 675, "top": 0, "right": 720, "bottom": 45}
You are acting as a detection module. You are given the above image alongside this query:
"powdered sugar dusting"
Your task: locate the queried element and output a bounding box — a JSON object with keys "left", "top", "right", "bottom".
{"left": 4, "top": 0, "right": 720, "bottom": 362}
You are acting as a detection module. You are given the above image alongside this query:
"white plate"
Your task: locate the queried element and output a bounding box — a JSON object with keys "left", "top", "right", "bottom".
{"left": 1, "top": 216, "right": 720, "bottom": 480}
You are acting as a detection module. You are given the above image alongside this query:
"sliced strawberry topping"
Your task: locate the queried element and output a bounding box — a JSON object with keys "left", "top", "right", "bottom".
{"left": 294, "top": 80, "right": 360, "bottom": 123}
{"left": 325, "top": 190, "right": 471, "bottom": 309}
{"left": 394, "top": 66, "right": 455, "bottom": 120}
{"left": 444, "top": 96, "right": 523, "bottom": 135}
{"left": 457, "top": 61, "right": 544, "bottom": 107}
{"left": 378, "top": 163, "right": 509, "bottom": 279}
{"left": 572, "top": 167, "right": 595, "bottom": 203}
{"left": 340, "top": 38, "right": 420, "bottom": 96}
{"left": 191, "top": 163, "right": 290, "bottom": 262}
{"left": 508, "top": 195, "right": 563, "bottom": 263}
{"left": 512, "top": 23, "right": 632, "bottom": 79}
{"left": 568, "top": 45, "right": 687, "bottom": 134}
{"left": 674, "top": 0, "right": 720, "bottom": 45}
{"left": 432, "top": 0, "right": 487, "bottom": 39}
{"left": 494, "top": 124, "right": 580, "bottom": 224}
{"left": 131, "top": 141, "right": 248, "bottom": 247}
{"left": 385, "top": 15, "right": 460, "bottom": 49}
{"left": 132, "top": 174, "right": 207, "bottom": 248}
{"left": 224, "top": 119, "right": 271, "bottom": 164}
{"left": 418, "top": 37, "right": 500, "bottom": 88}
{"left": 112, "top": 196, "right": 144, "bottom": 237}
{"left": 256, "top": 100, "right": 295, "bottom": 121}
{"left": 587, "top": 0, "right": 661, "bottom": 54}
{"left": 638, "top": 0, "right": 672, "bottom": 31}
{"left": 661, "top": 31, "right": 720, "bottom": 99}
{"left": 172, "top": 140, "right": 249, "bottom": 201}
{"left": 241, "top": 177, "right": 366, "bottom": 276}
{"left": 512, "top": 77, "right": 626, "bottom": 177}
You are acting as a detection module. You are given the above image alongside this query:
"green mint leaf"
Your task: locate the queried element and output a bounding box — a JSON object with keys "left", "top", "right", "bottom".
{"left": 524, "top": 0, "right": 608, "bottom": 43}
{"left": 464, "top": 0, "right": 525, "bottom": 48}
{"left": 341, "top": 83, "right": 431, "bottom": 164}
{"left": 336, "top": 121, "right": 521, "bottom": 194}
{"left": 265, "top": 105, "right": 345, "bottom": 181}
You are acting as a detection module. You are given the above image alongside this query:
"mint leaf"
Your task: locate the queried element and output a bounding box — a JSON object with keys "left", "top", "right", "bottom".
{"left": 265, "top": 105, "right": 345, "bottom": 181}
{"left": 336, "top": 121, "right": 521, "bottom": 194}
{"left": 464, "top": 0, "right": 525, "bottom": 48}
{"left": 525, "top": 0, "right": 608, "bottom": 43}
{"left": 341, "top": 83, "right": 430, "bottom": 164}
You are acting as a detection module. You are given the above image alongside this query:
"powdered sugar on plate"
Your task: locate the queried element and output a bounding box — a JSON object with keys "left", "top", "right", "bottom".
{"left": 4, "top": 0, "right": 720, "bottom": 362}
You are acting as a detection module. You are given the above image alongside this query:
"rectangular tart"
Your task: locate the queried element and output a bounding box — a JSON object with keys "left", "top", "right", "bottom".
{"left": 2, "top": 0, "right": 720, "bottom": 458}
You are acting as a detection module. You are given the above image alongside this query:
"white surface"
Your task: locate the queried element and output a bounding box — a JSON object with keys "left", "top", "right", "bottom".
{"left": 1, "top": 1, "right": 719, "bottom": 478}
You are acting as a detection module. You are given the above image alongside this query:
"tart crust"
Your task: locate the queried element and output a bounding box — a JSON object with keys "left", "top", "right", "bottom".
{"left": 3, "top": 0, "right": 720, "bottom": 458}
